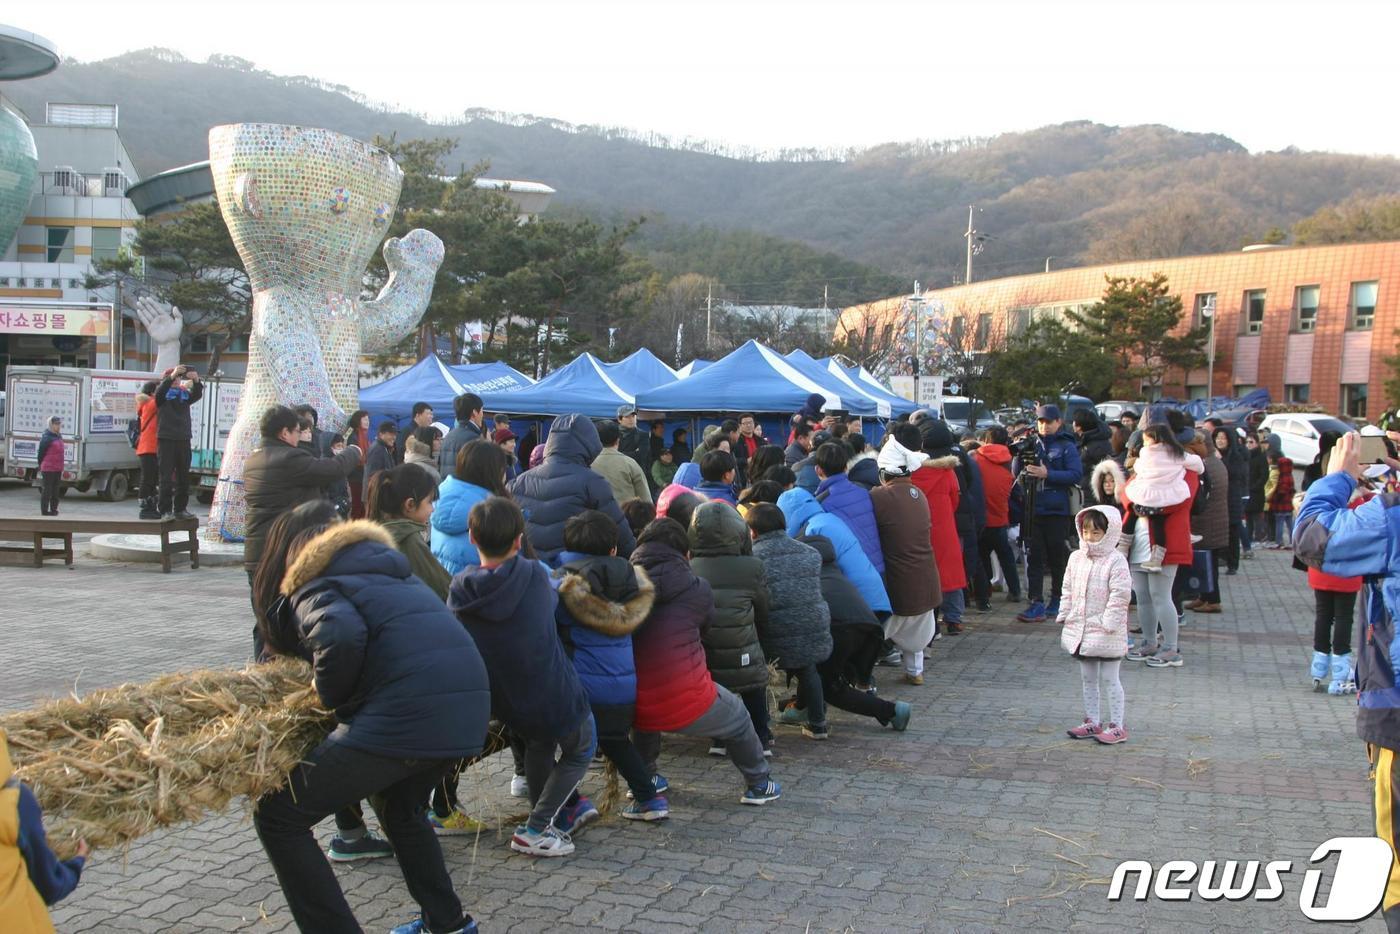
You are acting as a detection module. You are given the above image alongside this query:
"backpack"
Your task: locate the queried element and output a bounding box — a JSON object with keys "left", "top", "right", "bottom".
{"left": 126, "top": 417, "right": 141, "bottom": 450}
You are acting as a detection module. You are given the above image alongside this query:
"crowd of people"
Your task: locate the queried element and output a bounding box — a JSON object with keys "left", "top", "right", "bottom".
{"left": 20, "top": 374, "right": 1395, "bottom": 934}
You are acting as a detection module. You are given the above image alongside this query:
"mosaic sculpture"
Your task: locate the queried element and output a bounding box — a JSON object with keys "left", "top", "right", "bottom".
{"left": 205, "top": 124, "right": 444, "bottom": 541}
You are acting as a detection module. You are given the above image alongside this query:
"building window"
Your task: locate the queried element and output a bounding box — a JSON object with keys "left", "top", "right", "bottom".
{"left": 1285, "top": 384, "right": 1310, "bottom": 404}
{"left": 1010, "top": 307, "right": 1031, "bottom": 336}
{"left": 91, "top": 227, "right": 121, "bottom": 264}
{"left": 1241, "top": 290, "right": 1266, "bottom": 335}
{"left": 1293, "top": 285, "right": 1319, "bottom": 332}
{"left": 46, "top": 226, "right": 75, "bottom": 263}
{"left": 948, "top": 316, "right": 965, "bottom": 348}
{"left": 1350, "top": 281, "right": 1378, "bottom": 330}
{"left": 880, "top": 323, "right": 893, "bottom": 348}
{"left": 189, "top": 332, "right": 251, "bottom": 354}
{"left": 1193, "top": 293, "right": 1216, "bottom": 330}
{"left": 0, "top": 277, "right": 8, "bottom": 286}
{"left": 975, "top": 314, "right": 992, "bottom": 350}
{"left": 1234, "top": 384, "right": 1255, "bottom": 396}
{"left": 1342, "top": 383, "right": 1368, "bottom": 419}
{"left": 1186, "top": 385, "right": 1208, "bottom": 400}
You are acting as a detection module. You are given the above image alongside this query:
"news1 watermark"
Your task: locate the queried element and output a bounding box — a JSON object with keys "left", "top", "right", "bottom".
{"left": 1108, "top": 837, "right": 1393, "bottom": 921}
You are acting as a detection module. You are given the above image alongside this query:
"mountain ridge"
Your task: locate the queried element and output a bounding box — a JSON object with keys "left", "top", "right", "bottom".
{"left": 10, "top": 49, "right": 1400, "bottom": 287}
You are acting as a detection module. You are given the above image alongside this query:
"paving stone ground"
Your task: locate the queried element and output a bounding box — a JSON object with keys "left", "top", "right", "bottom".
{"left": 0, "top": 482, "right": 1385, "bottom": 932}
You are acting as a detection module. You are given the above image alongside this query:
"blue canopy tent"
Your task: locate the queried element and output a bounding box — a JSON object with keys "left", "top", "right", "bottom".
{"left": 676, "top": 359, "right": 713, "bottom": 378}
{"left": 477, "top": 352, "right": 641, "bottom": 419}
{"left": 636, "top": 341, "right": 850, "bottom": 429}
{"left": 358, "top": 357, "right": 533, "bottom": 426}
{"left": 607, "top": 348, "right": 679, "bottom": 389}
{"left": 785, "top": 349, "right": 902, "bottom": 418}
{"left": 836, "top": 362, "right": 919, "bottom": 417}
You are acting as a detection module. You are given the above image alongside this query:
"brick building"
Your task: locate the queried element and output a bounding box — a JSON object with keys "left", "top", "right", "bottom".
{"left": 837, "top": 241, "right": 1400, "bottom": 420}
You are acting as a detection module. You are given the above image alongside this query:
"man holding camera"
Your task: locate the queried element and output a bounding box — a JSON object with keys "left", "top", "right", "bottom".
{"left": 154, "top": 364, "right": 203, "bottom": 520}
{"left": 1016, "top": 404, "right": 1082, "bottom": 623}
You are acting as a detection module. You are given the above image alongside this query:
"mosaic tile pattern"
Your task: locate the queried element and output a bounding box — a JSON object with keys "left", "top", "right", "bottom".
{"left": 204, "top": 124, "right": 444, "bottom": 542}
{"left": 0, "top": 102, "right": 38, "bottom": 256}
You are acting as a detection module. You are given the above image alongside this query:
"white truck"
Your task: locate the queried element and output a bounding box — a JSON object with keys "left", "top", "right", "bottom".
{"left": 3, "top": 366, "right": 242, "bottom": 502}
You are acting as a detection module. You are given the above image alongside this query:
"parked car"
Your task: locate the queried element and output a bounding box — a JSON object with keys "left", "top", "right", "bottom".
{"left": 940, "top": 396, "right": 1001, "bottom": 439}
{"left": 1200, "top": 407, "right": 1267, "bottom": 435}
{"left": 1257, "top": 412, "right": 1356, "bottom": 466}
{"left": 1096, "top": 400, "right": 1143, "bottom": 422}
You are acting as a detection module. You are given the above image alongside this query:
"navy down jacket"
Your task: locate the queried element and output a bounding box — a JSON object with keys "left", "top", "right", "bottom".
{"left": 278, "top": 521, "right": 491, "bottom": 760}
{"left": 449, "top": 552, "right": 592, "bottom": 740}
{"left": 509, "top": 414, "right": 636, "bottom": 563}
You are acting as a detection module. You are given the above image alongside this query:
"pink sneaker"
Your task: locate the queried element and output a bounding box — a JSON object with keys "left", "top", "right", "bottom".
{"left": 1094, "top": 723, "right": 1129, "bottom": 745}
{"left": 1066, "top": 718, "right": 1101, "bottom": 739}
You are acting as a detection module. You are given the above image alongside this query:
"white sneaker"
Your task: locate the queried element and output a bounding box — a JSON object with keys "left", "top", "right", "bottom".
{"left": 510, "top": 824, "right": 574, "bottom": 857}
{"left": 509, "top": 774, "right": 528, "bottom": 797}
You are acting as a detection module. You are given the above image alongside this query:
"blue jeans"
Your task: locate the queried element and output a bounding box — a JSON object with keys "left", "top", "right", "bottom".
{"left": 1273, "top": 511, "right": 1293, "bottom": 546}
{"left": 942, "top": 587, "right": 965, "bottom": 624}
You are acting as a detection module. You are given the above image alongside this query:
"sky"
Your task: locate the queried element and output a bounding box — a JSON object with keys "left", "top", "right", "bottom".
{"left": 31, "top": 0, "right": 1400, "bottom": 157}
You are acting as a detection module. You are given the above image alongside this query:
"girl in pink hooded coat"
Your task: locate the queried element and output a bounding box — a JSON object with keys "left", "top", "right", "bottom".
{"left": 1057, "top": 505, "right": 1132, "bottom": 744}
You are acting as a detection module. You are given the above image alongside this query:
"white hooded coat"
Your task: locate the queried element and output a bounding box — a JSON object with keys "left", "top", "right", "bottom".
{"left": 1058, "top": 505, "right": 1132, "bottom": 659}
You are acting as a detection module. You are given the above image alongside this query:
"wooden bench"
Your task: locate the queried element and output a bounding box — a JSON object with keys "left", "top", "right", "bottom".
{"left": 0, "top": 517, "right": 200, "bottom": 572}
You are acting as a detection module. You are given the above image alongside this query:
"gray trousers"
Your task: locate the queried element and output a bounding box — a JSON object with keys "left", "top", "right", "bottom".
{"left": 524, "top": 712, "right": 596, "bottom": 832}
{"left": 634, "top": 686, "right": 770, "bottom": 788}
{"left": 1131, "top": 567, "right": 1179, "bottom": 653}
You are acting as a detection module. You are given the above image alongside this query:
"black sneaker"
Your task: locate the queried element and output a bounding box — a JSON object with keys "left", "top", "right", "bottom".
{"left": 975, "top": 602, "right": 992, "bottom": 612}
{"left": 327, "top": 831, "right": 393, "bottom": 862}
{"left": 876, "top": 650, "right": 903, "bottom": 667}
{"left": 139, "top": 509, "right": 161, "bottom": 520}
{"left": 174, "top": 510, "right": 197, "bottom": 521}
{"left": 802, "top": 723, "right": 829, "bottom": 741}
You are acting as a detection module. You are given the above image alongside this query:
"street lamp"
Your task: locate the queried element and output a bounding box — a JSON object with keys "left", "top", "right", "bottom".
{"left": 1201, "top": 296, "right": 1217, "bottom": 407}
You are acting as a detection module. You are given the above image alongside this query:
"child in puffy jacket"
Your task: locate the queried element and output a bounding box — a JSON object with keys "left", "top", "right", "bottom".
{"left": 1264, "top": 453, "right": 1296, "bottom": 548}
{"left": 553, "top": 510, "right": 667, "bottom": 821}
{"left": 1123, "top": 425, "right": 1204, "bottom": 571}
{"left": 1057, "top": 506, "right": 1132, "bottom": 745}
{"left": 1, "top": 731, "right": 87, "bottom": 933}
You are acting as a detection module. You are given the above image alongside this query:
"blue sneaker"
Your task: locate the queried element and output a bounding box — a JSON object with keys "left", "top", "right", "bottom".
{"left": 1311, "top": 650, "right": 1330, "bottom": 690}
{"left": 327, "top": 831, "right": 393, "bottom": 862}
{"left": 1328, "top": 654, "right": 1356, "bottom": 696}
{"left": 555, "top": 795, "right": 599, "bottom": 835}
{"left": 889, "top": 701, "right": 912, "bottom": 732}
{"left": 390, "top": 917, "right": 477, "bottom": 934}
{"left": 626, "top": 773, "right": 669, "bottom": 800}
{"left": 1016, "top": 601, "right": 1047, "bottom": 623}
{"left": 778, "top": 702, "right": 806, "bottom": 725}
{"left": 1046, "top": 600, "right": 1060, "bottom": 620}
{"left": 620, "top": 794, "right": 670, "bottom": 821}
{"left": 740, "top": 779, "right": 782, "bottom": 805}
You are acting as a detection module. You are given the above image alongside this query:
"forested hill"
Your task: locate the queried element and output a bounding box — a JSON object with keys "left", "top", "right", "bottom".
{"left": 13, "top": 49, "right": 1400, "bottom": 288}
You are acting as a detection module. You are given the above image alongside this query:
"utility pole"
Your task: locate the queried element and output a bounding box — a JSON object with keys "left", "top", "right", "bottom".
{"left": 822, "top": 283, "right": 829, "bottom": 331}
{"left": 1203, "top": 295, "right": 1217, "bottom": 406}
{"left": 964, "top": 205, "right": 976, "bottom": 285}
{"left": 705, "top": 283, "right": 713, "bottom": 350}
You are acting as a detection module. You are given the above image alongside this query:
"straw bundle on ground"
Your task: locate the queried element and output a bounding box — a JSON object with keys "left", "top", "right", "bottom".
{"left": 2, "top": 659, "right": 507, "bottom": 859}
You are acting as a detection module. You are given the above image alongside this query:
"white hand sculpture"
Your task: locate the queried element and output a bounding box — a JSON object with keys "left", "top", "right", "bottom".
{"left": 135, "top": 295, "right": 185, "bottom": 375}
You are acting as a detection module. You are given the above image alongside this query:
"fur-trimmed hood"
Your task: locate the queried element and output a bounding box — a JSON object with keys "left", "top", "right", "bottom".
{"left": 558, "top": 565, "right": 656, "bottom": 637}
{"left": 920, "top": 454, "right": 961, "bottom": 471}
{"left": 1091, "top": 458, "right": 1126, "bottom": 500}
{"left": 282, "top": 520, "right": 395, "bottom": 594}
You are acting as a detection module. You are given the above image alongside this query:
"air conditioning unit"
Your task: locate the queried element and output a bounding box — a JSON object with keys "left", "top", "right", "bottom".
{"left": 52, "top": 166, "right": 76, "bottom": 194}
{"left": 102, "top": 168, "right": 127, "bottom": 196}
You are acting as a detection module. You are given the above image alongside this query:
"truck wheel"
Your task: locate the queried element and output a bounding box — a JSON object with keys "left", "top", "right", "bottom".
{"left": 101, "top": 471, "right": 129, "bottom": 502}
{"left": 72, "top": 481, "right": 87, "bottom": 494}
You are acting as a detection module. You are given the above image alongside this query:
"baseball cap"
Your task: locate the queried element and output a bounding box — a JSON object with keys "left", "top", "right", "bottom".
{"left": 616, "top": 404, "right": 637, "bottom": 418}
{"left": 1035, "top": 404, "right": 1062, "bottom": 421}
